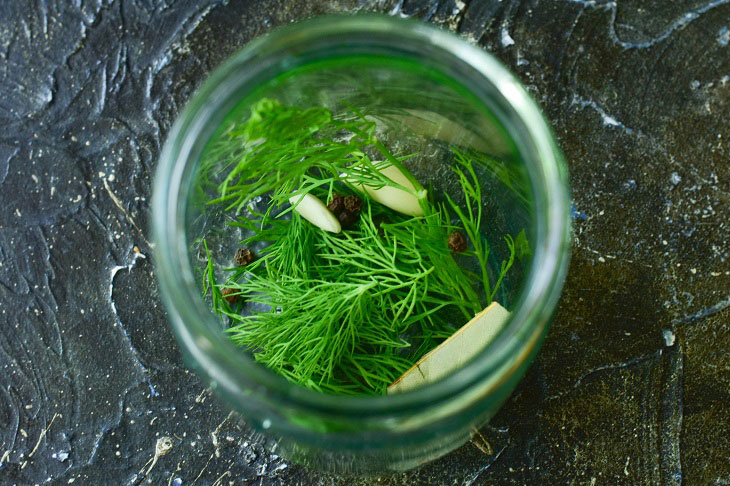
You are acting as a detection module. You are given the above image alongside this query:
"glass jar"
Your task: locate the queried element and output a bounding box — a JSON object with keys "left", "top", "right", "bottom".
{"left": 152, "top": 14, "right": 570, "bottom": 474}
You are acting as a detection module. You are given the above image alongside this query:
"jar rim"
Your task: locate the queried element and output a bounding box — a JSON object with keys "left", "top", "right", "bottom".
{"left": 152, "top": 14, "right": 570, "bottom": 421}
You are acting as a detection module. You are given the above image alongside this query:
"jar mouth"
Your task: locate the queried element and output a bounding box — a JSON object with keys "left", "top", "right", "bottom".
{"left": 152, "top": 14, "right": 570, "bottom": 419}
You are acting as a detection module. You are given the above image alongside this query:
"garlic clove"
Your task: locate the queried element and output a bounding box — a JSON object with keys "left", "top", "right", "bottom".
{"left": 289, "top": 193, "right": 342, "bottom": 233}
{"left": 359, "top": 165, "right": 425, "bottom": 217}
{"left": 385, "top": 109, "right": 512, "bottom": 159}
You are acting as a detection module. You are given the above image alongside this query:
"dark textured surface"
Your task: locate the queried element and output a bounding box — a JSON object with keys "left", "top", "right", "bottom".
{"left": 1, "top": 0, "right": 728, "bottom": 484}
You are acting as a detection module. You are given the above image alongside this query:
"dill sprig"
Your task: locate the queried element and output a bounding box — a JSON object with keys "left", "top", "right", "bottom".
{"left": 202, "top": 98, "right": 426, "bottom": 215}
{"left": 446, "top": 147, "right": 515, "bottom": 302}
{"left": 200, "top": 99, "right": 522, "bottom": 395}
{"left": 220, "top": 196, "right": 481, "bottom": 395}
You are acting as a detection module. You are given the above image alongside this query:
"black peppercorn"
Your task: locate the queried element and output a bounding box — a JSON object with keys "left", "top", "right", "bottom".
{"left": 327, "top": 194, "right": 345, "bottom": 215}
{"left": 448, "top": 231, "right": 467, "bottom": 253}
{"left": 338, "top": 210, "right": 359, "bottom": 228}
{"left": 327, "top": 193, "right": 362, "bottom": 229}
{"left": 234, "top": 248, "right": 255, "bottom": 266}
{"left": 221, "top": 287, "right": 240, "bottom": 304}
{"left": 344, "top": 195, "right": 362, "bottom": 214}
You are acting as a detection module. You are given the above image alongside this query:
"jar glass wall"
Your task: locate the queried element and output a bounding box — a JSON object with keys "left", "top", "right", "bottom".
{"left": 152, "top": 15, "right": 570, "bottom": 473}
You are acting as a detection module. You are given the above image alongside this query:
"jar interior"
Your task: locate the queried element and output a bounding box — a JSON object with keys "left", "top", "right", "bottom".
{"left": 185, "top": 55, "right": 536, "bottom": 397}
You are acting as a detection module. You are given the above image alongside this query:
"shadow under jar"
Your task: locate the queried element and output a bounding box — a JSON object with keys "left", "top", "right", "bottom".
{"left": 152, "top": 15, "right": 571, "bottom": 474}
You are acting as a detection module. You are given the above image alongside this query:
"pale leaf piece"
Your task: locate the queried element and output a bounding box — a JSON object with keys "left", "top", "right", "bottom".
{"left": 388, "top": 302, "right": 511, "bottom": 394}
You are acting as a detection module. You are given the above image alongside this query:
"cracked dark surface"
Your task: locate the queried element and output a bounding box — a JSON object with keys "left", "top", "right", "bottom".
{"left": 1, "top": 0, "right": 728, "bottom": 484}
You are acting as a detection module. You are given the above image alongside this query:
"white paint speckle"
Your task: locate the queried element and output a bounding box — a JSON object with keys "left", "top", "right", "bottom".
{"left": 602, "top": 114, "right": 620, "bottom": 127}
{"left": 500, "top": 28, "right": 515, "bottom": 47}
{"left": 572, "top": 95, "right": 632, "bottom": 132}
{"left": 452, "top": 0, "right": 466, "bottom": 16}
{"left": 718, "top": 26, "right": 730, "bottom": 47}
{"left": 670, "top": 172, "right": 682, "bottom": 185}
{"left": 663, "top": 329, "right": 676, "bottom": 347}
{"left": 52, "top": 451, "right": 69, "bottom": 462}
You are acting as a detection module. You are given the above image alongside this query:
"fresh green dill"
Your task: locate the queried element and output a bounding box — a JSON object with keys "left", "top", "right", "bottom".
{"left": 446, "top": 147, "right": 515, "bottom": 302}
{"left": 202, "top": 98, "right": 426, "bottom": 215}
{"left": 200, "top": 99, "right": 524, "bottom": 396}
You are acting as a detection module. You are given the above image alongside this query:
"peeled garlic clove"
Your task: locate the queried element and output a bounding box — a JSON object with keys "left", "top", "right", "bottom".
{"left": 386, "top": 109, "right": 511, "bottom": 158}
{"left": 359, "top": 165, "right": 425, "bottom": 217}
{"left": 289, "top": 194, "right": 341, "bottom": 233}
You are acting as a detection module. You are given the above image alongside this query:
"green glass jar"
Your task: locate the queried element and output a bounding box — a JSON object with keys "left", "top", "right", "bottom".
{"left": 152, "top": 14, "right": 570, "bottom": 474}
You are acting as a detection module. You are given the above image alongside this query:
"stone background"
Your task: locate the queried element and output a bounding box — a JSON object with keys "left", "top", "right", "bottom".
{"left": 1, "top": 0, "right": 728, "bottom": 484}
